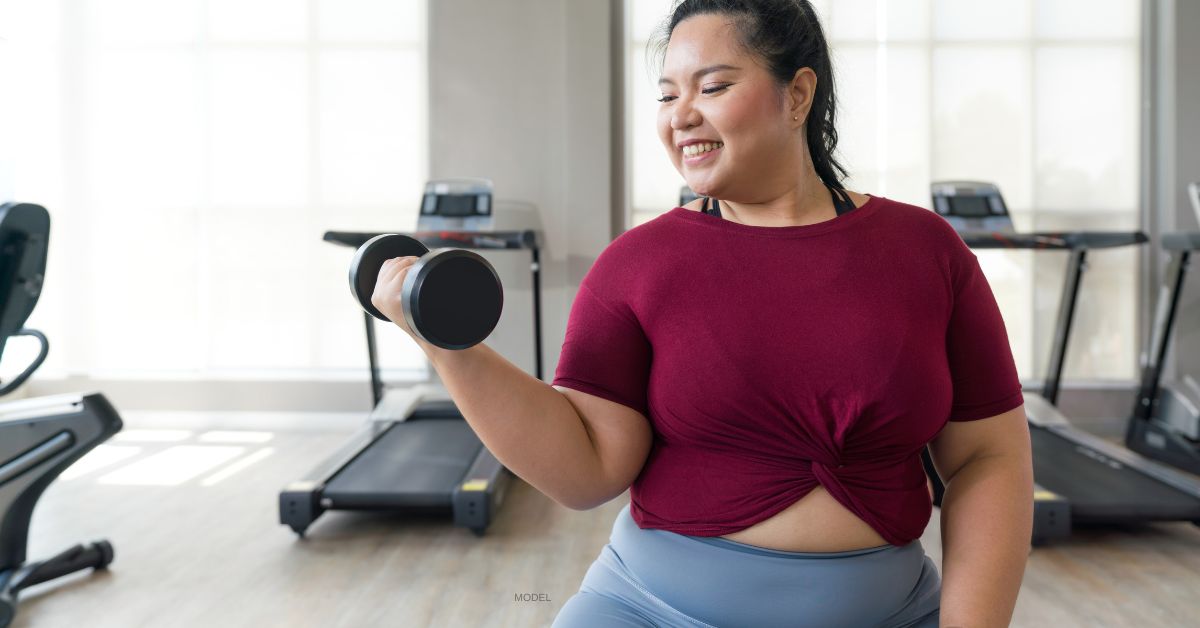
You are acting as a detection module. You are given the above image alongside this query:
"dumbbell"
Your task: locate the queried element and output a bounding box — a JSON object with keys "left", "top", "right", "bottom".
{"left": 348, "top": 234, "right": 503, "bottom": 350}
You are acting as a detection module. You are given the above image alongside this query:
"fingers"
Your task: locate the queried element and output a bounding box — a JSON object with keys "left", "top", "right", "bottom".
{"left": 372, "top": 257, "right": 419, "bottom": 324}
{"left": 377, "top": 256, "right": 420, "bottom": 283}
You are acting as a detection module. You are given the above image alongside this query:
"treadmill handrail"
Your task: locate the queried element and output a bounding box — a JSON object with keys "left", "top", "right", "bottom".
{"left": 1162, "top": 232, "right": 1200, "bottom": 251}
{"left": 958, "top": 229, "right": 1146, "bottom": 405}
{"left": 1130, "top": 233, "right": 1196, "bottom": 423}
{"left": 324, "top": 229, "right": 539, "bottom": 251}
{"left": 958, "top": 230, "right": 1148, "bottom": 250}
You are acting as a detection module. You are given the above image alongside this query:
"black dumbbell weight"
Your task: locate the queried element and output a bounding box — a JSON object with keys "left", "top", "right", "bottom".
{"left": 348, "top": 234, "right": 503, "bottom": 350}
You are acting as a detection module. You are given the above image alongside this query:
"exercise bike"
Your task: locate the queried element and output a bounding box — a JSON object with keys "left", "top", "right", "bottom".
{"left": 0, "top": 201, "right": 123, "bottom": 627}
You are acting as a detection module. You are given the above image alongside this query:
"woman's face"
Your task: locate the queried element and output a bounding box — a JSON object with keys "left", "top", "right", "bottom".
{"left": 656, "top": 14, "right": 801, "bottom": 201}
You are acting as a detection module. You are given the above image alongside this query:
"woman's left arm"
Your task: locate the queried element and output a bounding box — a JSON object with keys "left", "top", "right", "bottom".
{"left": 929, "top": 404, "right": 1034, "bottom": 628}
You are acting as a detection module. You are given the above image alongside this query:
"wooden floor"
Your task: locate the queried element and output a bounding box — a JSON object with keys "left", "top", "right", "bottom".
{"left": 11, "top": 426, "right": 1200, "bottom": 628}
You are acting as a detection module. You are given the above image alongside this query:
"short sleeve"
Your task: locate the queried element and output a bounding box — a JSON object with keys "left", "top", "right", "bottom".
{"left": 552, "top": 275, "right": 652, "bottom": 417}
{"left": 945, "top": 243, "right": 1025, "bottom": 421}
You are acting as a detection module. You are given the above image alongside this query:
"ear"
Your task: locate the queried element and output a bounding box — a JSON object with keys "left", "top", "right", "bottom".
{"left": 787, "top": 67, "right": 818, "bottom": 128}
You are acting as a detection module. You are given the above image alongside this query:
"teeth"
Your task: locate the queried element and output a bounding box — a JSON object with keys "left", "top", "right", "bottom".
{"left": 683, "top": 142, "right": 723, "bottom": 157}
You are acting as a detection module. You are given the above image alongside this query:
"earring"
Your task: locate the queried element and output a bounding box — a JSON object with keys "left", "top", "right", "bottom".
{"left": 793, "top": 116, "right": 798, "bottom": 121}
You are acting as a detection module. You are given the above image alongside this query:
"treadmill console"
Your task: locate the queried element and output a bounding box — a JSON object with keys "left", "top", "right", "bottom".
{"left": 930, "top": 181, "right": 1014, "bottom": 232}
{"left": 418, "top": 178, "right": 494, "bottom": 232}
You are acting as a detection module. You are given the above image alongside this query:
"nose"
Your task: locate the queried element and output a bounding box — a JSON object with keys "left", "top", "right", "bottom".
{"left": 670, "top": 94, "right": 701, "bottom": 131}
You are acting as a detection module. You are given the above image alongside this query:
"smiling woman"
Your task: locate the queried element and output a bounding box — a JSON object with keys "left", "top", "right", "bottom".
{"left": 651, "top": 5, "right": 846, "bottom": 211}
{"left": 551, "top": 0, "right": 1033, "bottom": 626}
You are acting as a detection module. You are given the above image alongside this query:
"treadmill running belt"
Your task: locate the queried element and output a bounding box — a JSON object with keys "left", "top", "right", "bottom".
{"left": 325, "top": 420, "right": 483, "bottom": 508}
{"left": 1032, "top": 428, "right": 1200, "bottom": 522}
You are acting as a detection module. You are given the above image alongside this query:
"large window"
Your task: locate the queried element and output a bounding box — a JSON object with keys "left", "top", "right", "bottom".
{"left": 0, "top": 0, "right": 429, "bottom": 380}
{"left": 626, "top": 0, "right": 1142, "bottom": 382}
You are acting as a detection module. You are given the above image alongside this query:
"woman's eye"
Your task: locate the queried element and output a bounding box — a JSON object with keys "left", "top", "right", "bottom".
{"left": 657, "top": 84, "right": 728, "bottom": 102}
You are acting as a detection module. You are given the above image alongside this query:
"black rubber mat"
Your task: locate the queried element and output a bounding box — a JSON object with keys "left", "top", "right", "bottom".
{"left": 325, "top": 419, "right": 482, "bottom": 508}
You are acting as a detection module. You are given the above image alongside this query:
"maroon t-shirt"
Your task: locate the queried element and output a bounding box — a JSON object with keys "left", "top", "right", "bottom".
{"left": 551, "top": 195, "right": 1023, "bottom": 545}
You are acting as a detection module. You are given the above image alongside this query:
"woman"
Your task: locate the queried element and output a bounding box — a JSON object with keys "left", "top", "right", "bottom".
{"left": 372, "top": 1, "right": 1034, "bottom": 626}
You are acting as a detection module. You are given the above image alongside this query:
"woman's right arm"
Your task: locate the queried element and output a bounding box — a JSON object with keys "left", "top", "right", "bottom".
{"left": 420, "top": 338, "right": 653, "bottom": 511}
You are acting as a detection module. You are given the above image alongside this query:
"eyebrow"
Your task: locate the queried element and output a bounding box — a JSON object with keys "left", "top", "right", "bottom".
{"left": 658, "top": 64, "right": 741, "bottom": 86}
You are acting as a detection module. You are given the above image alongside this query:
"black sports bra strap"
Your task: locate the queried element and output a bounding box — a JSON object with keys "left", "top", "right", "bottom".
{"left": 702, "top": 189, "right": 853, "bottom": 219}
{"left": 830, "top": 187, "right": 856, "bottom": 216}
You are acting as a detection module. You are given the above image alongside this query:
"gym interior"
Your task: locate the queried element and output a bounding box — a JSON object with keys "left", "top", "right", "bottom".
{"left": 1, "top": 1, "right": 1199, "bottom": 626}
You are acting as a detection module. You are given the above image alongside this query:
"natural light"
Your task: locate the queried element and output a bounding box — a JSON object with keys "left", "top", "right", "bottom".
{"left": 97, "top": 445, "right": 245, "bottom": 486}
{"left": 1, "top": 0, "right": 430, "bottom": 380}
{"left": 60, "top": 444, "right": 144, "bottom": 481}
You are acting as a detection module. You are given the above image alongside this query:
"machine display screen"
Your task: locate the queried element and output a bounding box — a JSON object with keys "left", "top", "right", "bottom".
{"left": 437, "top": 194, "right": 477, "bottom": 217}
{"left": 947, "top": 196, "right": 991, "bottom": 218}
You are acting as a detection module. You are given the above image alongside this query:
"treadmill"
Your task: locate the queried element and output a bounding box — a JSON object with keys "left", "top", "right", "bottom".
{"left": 930, "top": 181, "right": 1200, "bottom": 539}
{"left": 1124, "top": 182, "right": 1200, "bottom": 474}
{"left": 280, "top": 180, "right": 542, "bottom": 538}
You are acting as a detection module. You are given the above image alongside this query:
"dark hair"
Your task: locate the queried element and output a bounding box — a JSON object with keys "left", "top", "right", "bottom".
{"left": 650, "top": 0, "right": 848, "bottom": 190}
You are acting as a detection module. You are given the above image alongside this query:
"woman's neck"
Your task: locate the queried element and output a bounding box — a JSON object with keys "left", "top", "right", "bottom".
{"left": 718, "top": 174, "right": 837, "bottom": 228}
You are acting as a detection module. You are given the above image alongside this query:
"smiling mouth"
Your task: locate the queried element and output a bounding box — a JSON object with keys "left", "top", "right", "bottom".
{"left": 682, "top": 142, "right": 723, "bottom": 158}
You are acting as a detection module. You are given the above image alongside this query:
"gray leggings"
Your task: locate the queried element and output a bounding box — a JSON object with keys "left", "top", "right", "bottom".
{"left": 553, "top": 504, "right": 940, "bottom": 628}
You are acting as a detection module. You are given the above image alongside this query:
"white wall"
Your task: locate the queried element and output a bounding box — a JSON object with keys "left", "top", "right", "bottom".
{"left": 428, "top": 0, "right": 615, "bottom": 382}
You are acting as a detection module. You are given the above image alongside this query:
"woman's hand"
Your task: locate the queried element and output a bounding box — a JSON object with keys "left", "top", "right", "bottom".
{"left": 371, "top": 256, "right": 421, "bottom": 336}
